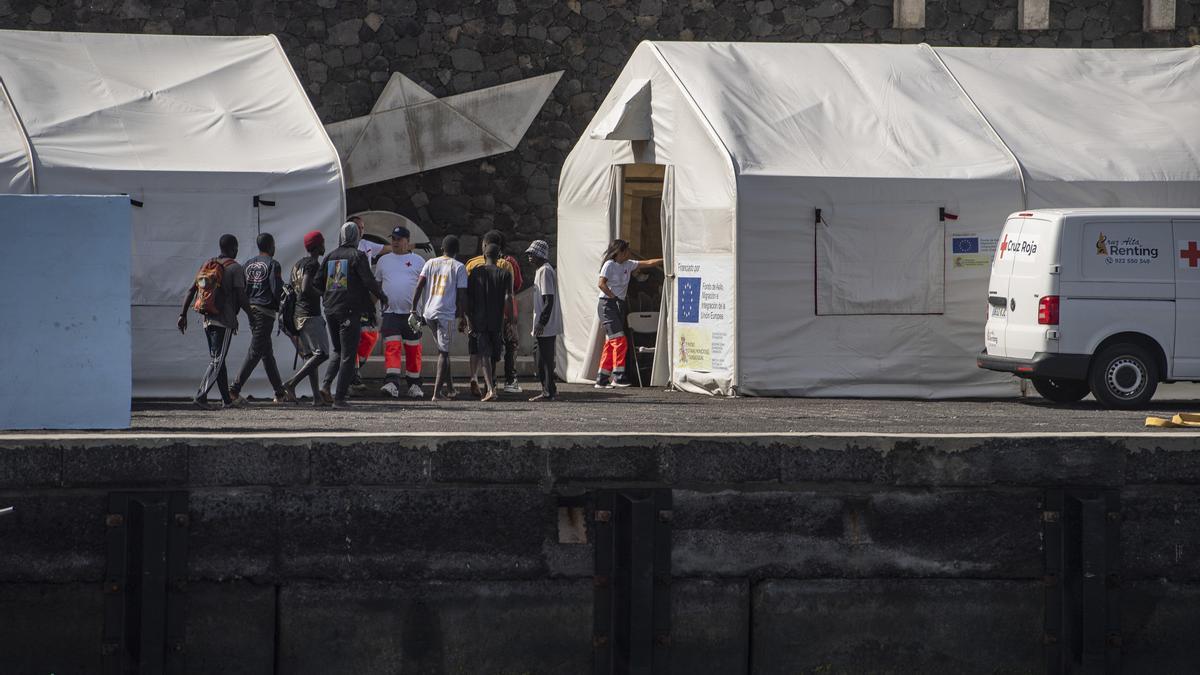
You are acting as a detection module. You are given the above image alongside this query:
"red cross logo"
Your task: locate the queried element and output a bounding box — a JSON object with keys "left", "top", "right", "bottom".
{"left": 1182, "top": 241, "right": 1200, "bottom": 268}
{"left": 999, "top": 234, "right": 1009, "bottom": 259}
{"left": 405, "top": 261, "right": 412, "bottom": 267}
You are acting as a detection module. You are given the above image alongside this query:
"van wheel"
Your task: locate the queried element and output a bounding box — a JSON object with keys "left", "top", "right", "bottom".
{"left": 1030, "top": 377, "right": 1090, "bottom": 403}
{"left": 1088, "top": 343, "right": 1159, "bottom": 409}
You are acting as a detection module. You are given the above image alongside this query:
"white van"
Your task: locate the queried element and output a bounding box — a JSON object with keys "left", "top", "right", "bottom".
{"left": 978, "top": 208, "right": 1200, "bottom": 409}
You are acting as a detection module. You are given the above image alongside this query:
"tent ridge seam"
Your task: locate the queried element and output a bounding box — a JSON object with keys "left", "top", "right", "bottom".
{"left": 0, "top": 75, "right": 37, "bottom": 193}
{"left": 269, "top": 35, "right": 346, "bottom": 223}
{"left": 648, "top": 41, "right": 741, "bottom": 392}
{"left": 924, "top": 44, "right": 1029, "bottom": 209}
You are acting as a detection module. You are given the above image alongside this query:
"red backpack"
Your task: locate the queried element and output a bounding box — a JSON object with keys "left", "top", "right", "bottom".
{"left": 191, "top": 257, "right": 235, "bottom": 316}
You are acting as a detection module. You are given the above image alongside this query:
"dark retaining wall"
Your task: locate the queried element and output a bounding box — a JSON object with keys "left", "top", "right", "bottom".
{"left": 1, "top": 434, "right": 1199, "bottom": 672}
{"left": 3, "top": 1, "right": 1199, "bottom": 266}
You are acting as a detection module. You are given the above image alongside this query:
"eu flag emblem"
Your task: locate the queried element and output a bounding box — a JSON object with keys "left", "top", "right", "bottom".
{"left": 678, "top": 277, "right": 701, "bottom": 324}
{"left": 952, "top": 237, "right": 980, "bottom": 254}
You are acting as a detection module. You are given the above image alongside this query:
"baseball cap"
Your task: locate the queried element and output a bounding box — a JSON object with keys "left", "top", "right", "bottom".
{"left": 391, "top": 225, "right": 410, "bottom": 239}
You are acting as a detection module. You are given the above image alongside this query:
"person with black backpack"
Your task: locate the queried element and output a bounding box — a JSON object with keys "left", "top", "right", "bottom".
{"left": 316, "top": 221, "right": 389, "bottom": 408}
{"left": 227, "top": 233, "right": 294, "bottom": 404}
{"left": 178, "top": 234, "right": 251, "bottom": 409}
{"left": 281, "top": 230, "right": 331, "bottom": 406}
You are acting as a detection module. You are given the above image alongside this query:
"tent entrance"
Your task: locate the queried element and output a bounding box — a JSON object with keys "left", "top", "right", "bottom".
{"left": 617, "top": 163, "right": 666, "bottom": 386}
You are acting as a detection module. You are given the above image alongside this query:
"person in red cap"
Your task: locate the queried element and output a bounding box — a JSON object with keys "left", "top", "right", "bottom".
{"left": 281, "top": 230, "right": 331, "bottom": 405}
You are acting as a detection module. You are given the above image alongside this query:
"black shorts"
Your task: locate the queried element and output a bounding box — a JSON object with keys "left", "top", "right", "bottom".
{"left": 469, "top": 325, "right": 510, "bottom": 357}
{"left": 598, "top": 297, "right": 626, "bottom": 338}
{"left": 474, "top": 331, "right": 503, "bottom": 362}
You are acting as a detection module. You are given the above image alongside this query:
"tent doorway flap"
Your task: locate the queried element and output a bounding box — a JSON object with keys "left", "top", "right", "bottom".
{"left": 816, "top": 203, "right": 946, "bottom": 316}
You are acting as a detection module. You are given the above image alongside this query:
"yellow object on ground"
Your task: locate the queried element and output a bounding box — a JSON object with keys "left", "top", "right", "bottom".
{"left": 1144, "top": 413, "right": 1200, "bottom": 428}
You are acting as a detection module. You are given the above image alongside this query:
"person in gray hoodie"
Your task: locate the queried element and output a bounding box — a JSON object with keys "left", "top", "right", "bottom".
{"left": 316, "top": 221, "right": 389, "bottom": 408}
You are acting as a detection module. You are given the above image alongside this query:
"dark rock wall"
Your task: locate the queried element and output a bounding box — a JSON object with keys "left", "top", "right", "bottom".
{"left": 2, "top": 435, "right": 1200, "bottom": 671}
{"left": 2, "top": 0, "right": 1199, "bottom": 257}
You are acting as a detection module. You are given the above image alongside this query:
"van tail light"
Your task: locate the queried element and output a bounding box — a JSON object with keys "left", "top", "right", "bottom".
{"left": 1038, "top": 295, "right": 1060, "bottom": 325}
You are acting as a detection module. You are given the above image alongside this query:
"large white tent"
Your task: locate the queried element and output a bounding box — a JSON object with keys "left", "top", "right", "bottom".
{"left": 558, "top": 42, "right": 1200, "bottom": 397}
{"left": 0, "top": 30, "right": 344, "bottom": 396}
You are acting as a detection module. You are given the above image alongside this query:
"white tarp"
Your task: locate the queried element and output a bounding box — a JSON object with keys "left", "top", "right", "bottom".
{"left": 559, "top": 42, "right": 1200, "bottom": 397}
{"left": 0, "top": 30, "right": 344, "bottom": 397}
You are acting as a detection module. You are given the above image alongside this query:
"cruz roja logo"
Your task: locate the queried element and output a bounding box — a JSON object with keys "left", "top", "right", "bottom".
{"left": 998, "top": 234, "right": 1037, "bottom": 259}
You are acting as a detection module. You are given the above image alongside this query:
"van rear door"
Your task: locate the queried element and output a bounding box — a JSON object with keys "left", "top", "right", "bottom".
{"left": 1004, "top": 216, "right": 1058, "bottom": 360}
{"left": 984, "top": 216, "right": 1026, "bottom": 358}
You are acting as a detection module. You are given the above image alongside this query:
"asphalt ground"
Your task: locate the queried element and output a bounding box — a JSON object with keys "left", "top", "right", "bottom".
{"left": 14, "top": 381, "right": 1200, "bottom": 436}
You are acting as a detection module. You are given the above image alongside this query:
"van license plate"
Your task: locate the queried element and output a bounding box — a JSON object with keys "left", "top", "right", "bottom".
{"left": 990, "top": 305, "right": 1006, "bottom": 317}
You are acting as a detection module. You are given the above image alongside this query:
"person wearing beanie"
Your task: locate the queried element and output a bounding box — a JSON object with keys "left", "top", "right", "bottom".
{"left": 411, "top": 235, "right": 468, "bottom": 401}
{"left": 349, "top": 215, "right": 388, "bottom": 393}
{"left": 374, "top": 225, "right": 427, "bottom": 399}
{"left": 316, "top": 221, "right": 389, "bottom": 408}
{"left": 281, "top": 230, "right": 331, "bottom": 406}
{"left": 525, "top": 240, "right": 562, "bottom": 401}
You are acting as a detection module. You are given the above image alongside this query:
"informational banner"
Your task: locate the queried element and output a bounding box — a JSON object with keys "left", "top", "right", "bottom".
{"left": 674, "top": 254, "right": 734, "bottom": 375}
{"left": 949, "top": 233, "right": 999, "bottom": 271}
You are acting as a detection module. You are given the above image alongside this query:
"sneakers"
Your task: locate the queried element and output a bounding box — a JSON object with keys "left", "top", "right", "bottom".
{"left": 594, "top": 376, "right": 612, "bottom": 389}
{"left": 226, "top": 395, "right": 249, "bottom": 408}
{"left": 381, "top": 382, "right": 400, "bottom": 398}
{"left": 612, "top": 380, "right": 633, "bottom": 388}
{"left": 502, "top": 380, "right": 523, "bottom": 394}
{"left": 349, "top": 373, "right": 367, "bottom": 395}
{"left": 406, "top": 384, "right": 424, "bottom": 399}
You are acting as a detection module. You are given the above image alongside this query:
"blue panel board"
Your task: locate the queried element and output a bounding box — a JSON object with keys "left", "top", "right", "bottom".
{"left": 0, "top": 195, "right": 132, "bottom": 429}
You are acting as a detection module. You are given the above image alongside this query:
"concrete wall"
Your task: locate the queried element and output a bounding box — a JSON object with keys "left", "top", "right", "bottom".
{"left": 3, "top": 1, "right": 1199, "bottom": 269}
{"left": 1, "top": 434, "right": 1199, "bottom": 671}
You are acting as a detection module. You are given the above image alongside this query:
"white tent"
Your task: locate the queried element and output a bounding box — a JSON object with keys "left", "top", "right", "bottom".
{"left": 0, "top": 30, "right": 344, "bottom": 397}
{"left": 558, "top": 42, "right": 1200, "bottom": 397}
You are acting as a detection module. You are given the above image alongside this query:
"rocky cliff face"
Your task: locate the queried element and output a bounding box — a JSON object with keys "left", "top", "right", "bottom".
{"left": 3, "top": 0, "right": 1198, "bottom": 258}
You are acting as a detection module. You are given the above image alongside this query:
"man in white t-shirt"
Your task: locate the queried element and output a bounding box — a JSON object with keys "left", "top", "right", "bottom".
{"left": 525, "top": 240, "right": 563, "bottom": 401}
{"left": 351, "top": 215, "right": 387, "bottom": 391}
{"left": 412, "top": 235, "right": 468, "bottom": 401}
{"left": 596, "top": 239, "right": 663, "bottom": 388}
{"left": 374, "top": 226, "right": 426, "bottom": 399}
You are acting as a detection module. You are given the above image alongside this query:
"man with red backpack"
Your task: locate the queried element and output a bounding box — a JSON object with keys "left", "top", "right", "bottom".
{"left": 178, "top": 234, "right": 252, "bottom": 409}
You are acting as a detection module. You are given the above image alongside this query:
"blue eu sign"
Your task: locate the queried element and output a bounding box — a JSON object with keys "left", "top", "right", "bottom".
{"left": 952, "top": 237, "right": 980, "bottom": 254}
{"left": 678, "top": 277, "right": 701, "bottom": 323}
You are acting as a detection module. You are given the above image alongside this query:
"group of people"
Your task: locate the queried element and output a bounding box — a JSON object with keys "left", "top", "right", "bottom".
{"left": 178, "top": 215, "right": 660, "bottom": 409}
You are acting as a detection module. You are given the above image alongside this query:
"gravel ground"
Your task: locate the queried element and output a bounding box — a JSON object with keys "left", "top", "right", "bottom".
{"left": 35, "top": 382, "right": 1200, "bottom": 435}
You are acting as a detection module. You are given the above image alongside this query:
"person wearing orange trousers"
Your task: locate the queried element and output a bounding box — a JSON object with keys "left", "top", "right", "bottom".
{"left": 596, "top": 238, "right": 662, "bottom": 388}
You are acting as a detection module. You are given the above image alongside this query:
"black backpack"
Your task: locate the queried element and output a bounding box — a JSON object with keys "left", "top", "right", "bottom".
{"left": 277, "top": 281, "right": 300, "bottom": 338}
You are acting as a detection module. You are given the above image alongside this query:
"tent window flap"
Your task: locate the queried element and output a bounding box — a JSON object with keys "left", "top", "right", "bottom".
{"left": 816, "top": 204, "right": 945, "bottom": 316}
